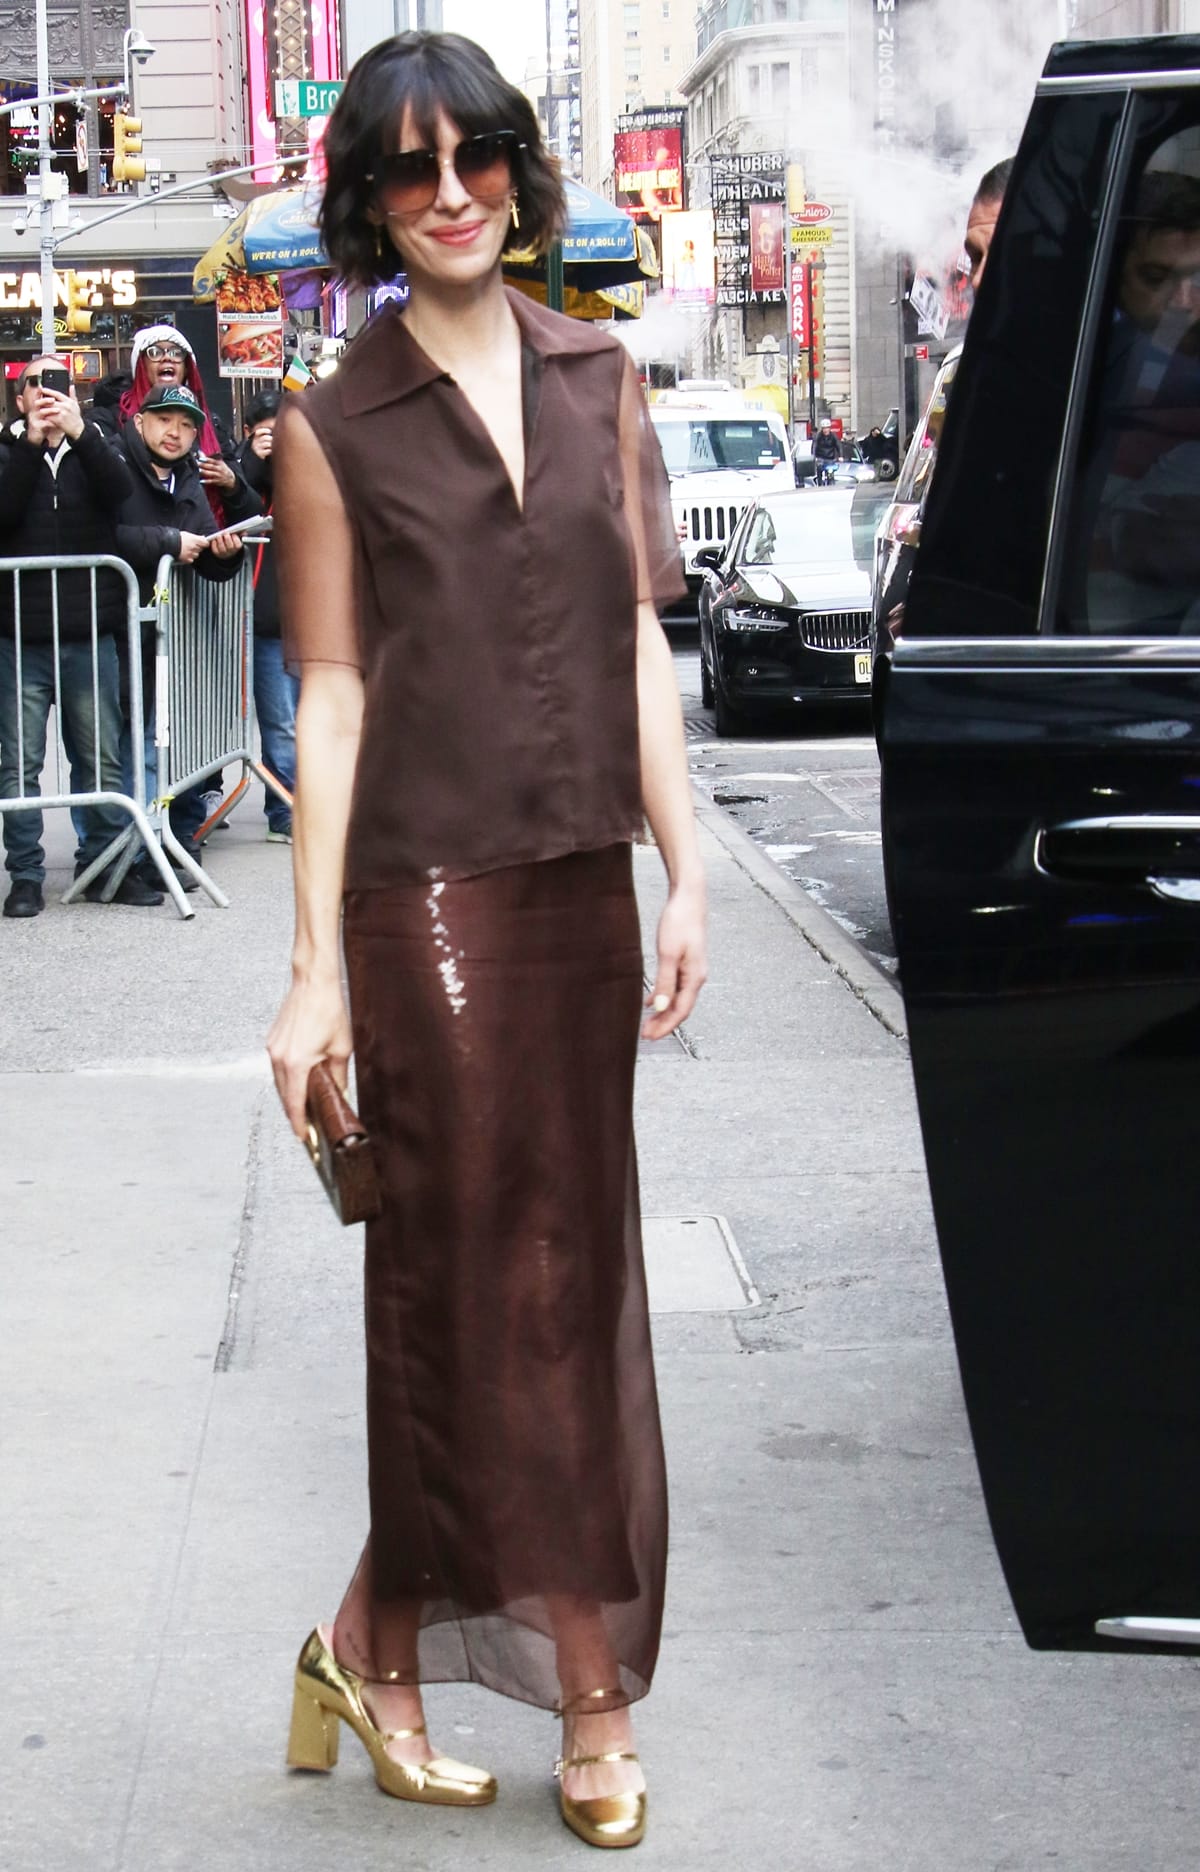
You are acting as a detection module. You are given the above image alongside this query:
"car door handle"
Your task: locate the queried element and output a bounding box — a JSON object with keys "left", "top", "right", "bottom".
{"left": 1037, "top": 816, "right": 1200, "bottom": 898}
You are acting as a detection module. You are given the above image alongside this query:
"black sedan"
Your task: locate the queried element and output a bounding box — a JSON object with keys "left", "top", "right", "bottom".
{"left": 697, "top": 489, "right": 876, "bottom": 734}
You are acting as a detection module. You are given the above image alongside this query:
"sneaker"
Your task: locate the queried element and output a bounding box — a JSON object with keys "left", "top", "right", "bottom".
{"left": 84, "top": 869, "right": 164, "bottom": 907}
{"left": 266, "top": 821, "right": 293, "bottom": 844}
{"left": 3, "top": 878, "right": 44, "bottom": 918}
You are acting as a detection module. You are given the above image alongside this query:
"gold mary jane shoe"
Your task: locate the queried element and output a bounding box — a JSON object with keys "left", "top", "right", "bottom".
{"left": 286, "top": 1627, "right": 497, "bottom": 1807}
{"left": 555, "top": 1748, "right": 647, "bottom": 1850}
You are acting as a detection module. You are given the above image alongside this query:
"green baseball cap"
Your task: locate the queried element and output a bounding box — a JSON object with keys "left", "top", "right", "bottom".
{"left": 140, "top": 382, "right": 203, "bottom": 423}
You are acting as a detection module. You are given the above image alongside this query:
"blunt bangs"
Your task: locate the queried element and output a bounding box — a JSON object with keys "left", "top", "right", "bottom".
{"left": 319, "top": 32, "right": 567, "bottom": 287}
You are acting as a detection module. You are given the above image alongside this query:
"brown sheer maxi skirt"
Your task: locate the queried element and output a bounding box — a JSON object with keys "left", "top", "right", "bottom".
{"left": 333, "top": 844, "right": 667, "bottom": 1712}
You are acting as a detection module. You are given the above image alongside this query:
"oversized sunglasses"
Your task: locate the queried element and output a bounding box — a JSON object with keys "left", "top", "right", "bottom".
{"left": 367, "top": 130, "right": 525, "bottom": 216}
{"left": 143, "top": 342, "right": 186, "bottom": 360}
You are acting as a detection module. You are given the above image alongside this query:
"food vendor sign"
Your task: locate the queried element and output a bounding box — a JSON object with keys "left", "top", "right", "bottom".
{"left": 215, "top": 270, "right": 284, "bottom": 379}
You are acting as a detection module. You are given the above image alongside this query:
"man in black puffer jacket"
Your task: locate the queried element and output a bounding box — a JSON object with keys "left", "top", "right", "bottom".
{"left": 0, "top": 357, "right": 162, "bottom": 917}
{"left": 112, "top": 382, "right": 255, "bottom": 858}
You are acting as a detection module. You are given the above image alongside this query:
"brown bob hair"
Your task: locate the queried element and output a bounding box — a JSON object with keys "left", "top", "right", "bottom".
{"left": 319, "top": 32, "right": 567, "bottom": 287}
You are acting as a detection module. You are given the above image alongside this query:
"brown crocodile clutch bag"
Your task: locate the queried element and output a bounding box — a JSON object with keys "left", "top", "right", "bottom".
{"left": 304, "top": 1061, "right": 383, "bottom": 1226}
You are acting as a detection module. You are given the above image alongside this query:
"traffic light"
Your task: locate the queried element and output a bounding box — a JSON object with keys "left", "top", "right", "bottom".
{"left": 113, "top": 111, "right": 145, "bottom": 185}
{"left": 64, "top": 271, "right": 93, "bottom": 336}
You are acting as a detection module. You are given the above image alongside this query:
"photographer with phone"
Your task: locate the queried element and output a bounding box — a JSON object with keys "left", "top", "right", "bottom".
{"left": 0, "top": 357, "right": 164, "bottom": 917}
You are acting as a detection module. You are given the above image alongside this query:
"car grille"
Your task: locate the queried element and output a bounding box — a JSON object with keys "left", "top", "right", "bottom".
{"left": 799, "top": 609, "right": 872, "bottom": 651}
{"left": 683, "top": 502, "right": 743, "bottom": 545}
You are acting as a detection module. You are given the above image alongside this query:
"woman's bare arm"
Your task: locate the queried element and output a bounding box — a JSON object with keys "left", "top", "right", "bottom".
{"left": 636, "top": 599, "right": 707, "bottom": 1040}
{"left": 266, "top": 408, "right": 365, "bottom": 1136}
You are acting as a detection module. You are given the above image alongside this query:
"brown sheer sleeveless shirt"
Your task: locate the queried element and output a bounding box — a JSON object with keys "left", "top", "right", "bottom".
{"left": 277, "top": 288, "right": 684, "bottom": 889}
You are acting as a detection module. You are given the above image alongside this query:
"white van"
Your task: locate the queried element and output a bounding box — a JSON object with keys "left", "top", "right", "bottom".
{"left": 648, "top": 403, "right": 795, "bottom": 607}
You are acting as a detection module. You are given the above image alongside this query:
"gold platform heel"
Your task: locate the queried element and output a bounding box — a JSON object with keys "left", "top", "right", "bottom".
{"left": 286, "top": 1627, "right": 497, "bottom": 1807}
{"left": 555, "top": 1690, "right": 646, "bottom": 1849}
{"left": 555, "top": 1748, "right": 646, "bottom": 1850}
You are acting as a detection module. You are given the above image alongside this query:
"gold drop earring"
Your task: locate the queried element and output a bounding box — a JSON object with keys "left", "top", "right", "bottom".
{"left": 375, "top": 224, "right": 384, "bottom": 259}
{"left": 509, "top": 195, "right": 520, "bottom": 232}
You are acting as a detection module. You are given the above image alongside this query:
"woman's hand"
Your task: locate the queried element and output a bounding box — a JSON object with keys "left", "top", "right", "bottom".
{"left": 267, "top": 972, "right": 354, "bottom": 1138}
{"left": 643, "top": 879, "right": 707, "bottom": 1040}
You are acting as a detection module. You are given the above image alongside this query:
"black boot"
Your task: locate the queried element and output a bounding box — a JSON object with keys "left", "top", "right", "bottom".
{"left": 3, "top": 878, "right": 44, "bottom": 918}
{"left": 84, "top": 867, "right": 164, "bottom": 907}
{"left": 134, "top": 854, "right": 199, "bottom": 894}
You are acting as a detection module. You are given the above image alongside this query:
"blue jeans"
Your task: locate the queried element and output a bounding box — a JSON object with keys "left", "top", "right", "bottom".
{"left": 0, "top": 636, "right": 128, "bottom": 884}
{"left": 254, "top": 636, "right": 298, "bottom": 830}
{"left": 116, "top": 675, "right": 206, "bottom": 849}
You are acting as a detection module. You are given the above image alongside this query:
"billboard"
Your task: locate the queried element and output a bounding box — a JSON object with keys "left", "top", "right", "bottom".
{"left": 661, "top": 211, "right": 716, "bottom": 304}
{"left": 614, "top": 120, "right": 684, "bottom": 219}
{"left": 711, "top": 152, "right": 786, "bottom": 308}
{"left": 749, "top": 203, "right": 785, "bottom": 293}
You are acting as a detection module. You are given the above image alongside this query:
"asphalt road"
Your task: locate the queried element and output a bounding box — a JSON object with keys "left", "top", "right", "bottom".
{"left": 672, "top": 633, "right": 897, "bottom": 975}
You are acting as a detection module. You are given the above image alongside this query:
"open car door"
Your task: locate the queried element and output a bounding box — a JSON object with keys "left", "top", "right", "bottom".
{"left": 878, "top": 39, "right": 1200, "bottom": 1653}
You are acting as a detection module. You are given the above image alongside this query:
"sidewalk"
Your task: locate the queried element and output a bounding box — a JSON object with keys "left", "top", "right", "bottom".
{"left": 3, "top": 799, "right": 1197, "bottom": 1872}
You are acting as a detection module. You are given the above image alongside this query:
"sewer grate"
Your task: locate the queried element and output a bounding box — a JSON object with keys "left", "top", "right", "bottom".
{"left": 642, "top": 1214, "right": 759, "bottom": 1313}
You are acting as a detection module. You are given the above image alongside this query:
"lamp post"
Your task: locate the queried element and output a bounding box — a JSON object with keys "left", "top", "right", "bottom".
{"left": 5, "top": 18, "right": 157, "bottom": 355}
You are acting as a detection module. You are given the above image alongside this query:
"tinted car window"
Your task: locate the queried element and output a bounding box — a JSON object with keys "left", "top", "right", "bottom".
{"left": 1055, "top": 101, "right": 1200, "bottom": 636}
{"left": 652, "top": 418, "right": 786, "bottom": 473}
{"left": 906, "top": 94, "right": 1126, "bottom": 637}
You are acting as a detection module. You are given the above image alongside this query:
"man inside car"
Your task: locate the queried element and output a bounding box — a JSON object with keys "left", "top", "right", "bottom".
{"left": 876, "top": 155, "right": 1016, "bottom": 647}
{"left": 1084, "top": 171, "right": 1200, "bottom": 633}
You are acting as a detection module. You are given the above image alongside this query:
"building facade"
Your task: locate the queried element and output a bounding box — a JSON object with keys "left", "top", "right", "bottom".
{"left": 530, "top": 0, "right": 583, "bottom": 181}
{"left": 579, "top": 0, "right": 697, "bottom": 192}
{"left": 679, "top": 1, "right": 869, "bottom": 428}
{"left": 0, "top": 0, "right": 344, "bottom": 416}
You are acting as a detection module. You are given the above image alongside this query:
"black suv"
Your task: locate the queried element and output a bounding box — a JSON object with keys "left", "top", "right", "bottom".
{"left": 877, "top": 36, "right": 1200, "bottom": 1657}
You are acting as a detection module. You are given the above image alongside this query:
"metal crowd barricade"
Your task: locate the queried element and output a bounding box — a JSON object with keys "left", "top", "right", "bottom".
{"left": 0, "top": 554, "right": 186, "bottom": 913}
{"left": 147, "top": 529, "right": 289, "bottom": 908}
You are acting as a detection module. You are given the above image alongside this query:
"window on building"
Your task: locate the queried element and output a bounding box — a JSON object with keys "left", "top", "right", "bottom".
{"left": 771, "top": 61, "right": 790, "bottom": 115}
{"left": 772, "top": 0, "right": 788, "bottom": 17}
{"left": 748, "top": 64, "right": 761, "bottom": 107}
{"left": 623, "top": 3, "right": 640, "bottom": 35}
{"left": 663, "top": 44, "right": 671, "bottom": 62}
{"left": 661, "top": 0, "right": 670, "bottom": 16}
{"left": 624, "top": 46, "right": 640, "bottom": 78}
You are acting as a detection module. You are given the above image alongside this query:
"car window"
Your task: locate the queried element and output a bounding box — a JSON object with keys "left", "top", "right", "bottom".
{"left": 743, "top": 508, "right": 779, "bottom": 563}
{"left": 651, "top": 417, "right": 786, "bottom": 473}
{"left": 906, "top": 93, "right": 1126, "bottom": 637}
{"left": 1055, "top": 102, "right": 1200, "bottom": 636}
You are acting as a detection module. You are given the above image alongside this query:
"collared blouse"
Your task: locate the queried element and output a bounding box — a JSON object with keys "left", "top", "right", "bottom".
{"left": 277, "top": 287, "right": 684, "bottom": 890}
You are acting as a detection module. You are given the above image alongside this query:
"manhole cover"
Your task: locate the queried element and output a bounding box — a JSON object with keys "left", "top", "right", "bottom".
{"left": 643, "top": 1215, "right": 758, "bottom": 1313}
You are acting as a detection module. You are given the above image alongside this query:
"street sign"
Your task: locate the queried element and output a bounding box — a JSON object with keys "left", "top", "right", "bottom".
{"left": 790, "top": 225, "right": 833, "bottom": 251}
{"left": 274, "top": 79, "right": 344, "bottom": 118}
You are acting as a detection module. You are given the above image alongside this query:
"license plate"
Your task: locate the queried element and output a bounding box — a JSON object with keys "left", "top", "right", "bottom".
{"left": 854, "top": 652, "right": 872, "bottom": 684}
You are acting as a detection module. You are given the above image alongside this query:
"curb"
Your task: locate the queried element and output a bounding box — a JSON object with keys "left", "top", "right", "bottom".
{"left": 691, "top": 784, "right": 909, "bottom": 1043}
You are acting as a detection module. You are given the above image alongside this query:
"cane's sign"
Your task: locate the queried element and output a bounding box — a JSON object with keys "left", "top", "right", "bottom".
{"left": 0, "top": 268, "right": 138, "bottom": 311}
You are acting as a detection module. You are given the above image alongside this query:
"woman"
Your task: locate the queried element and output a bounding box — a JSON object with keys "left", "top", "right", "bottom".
{"left": 235, "top": 390, "right": 297, "bottom": 843}
{"left": 267, "top": 31, "right": 705, "bottom": 1851}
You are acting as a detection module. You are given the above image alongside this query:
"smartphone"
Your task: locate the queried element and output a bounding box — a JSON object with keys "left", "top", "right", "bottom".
{"left": 40, "top": 366, "right": 69, "bottom": 395}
